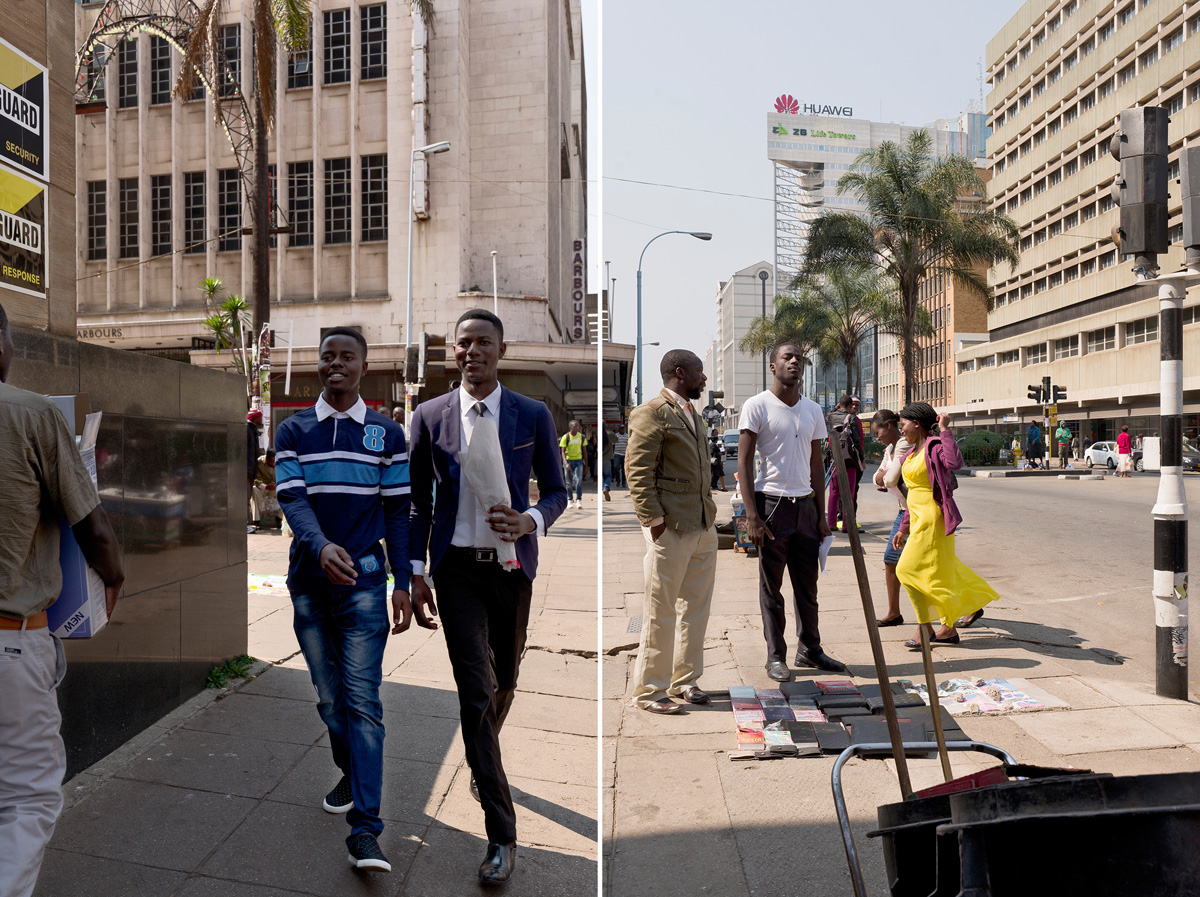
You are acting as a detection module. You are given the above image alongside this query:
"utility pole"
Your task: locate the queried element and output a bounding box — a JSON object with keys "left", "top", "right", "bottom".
{"left": 1113, "top": 107, "right": 1191, "bottom": 698}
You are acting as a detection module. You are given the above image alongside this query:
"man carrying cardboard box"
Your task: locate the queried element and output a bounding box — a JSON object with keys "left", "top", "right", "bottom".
{"left": 0, "top": 303, "right": 124, "bottom": 897}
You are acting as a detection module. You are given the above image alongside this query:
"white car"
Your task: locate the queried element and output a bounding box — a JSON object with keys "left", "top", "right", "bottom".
{"left": 1085, "top": 441, "right": 1143, "bottom": 471}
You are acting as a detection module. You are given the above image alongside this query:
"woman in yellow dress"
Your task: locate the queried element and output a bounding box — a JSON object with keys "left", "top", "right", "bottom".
{"left": 890, "top": 403, "right": 998, "bottom": 649}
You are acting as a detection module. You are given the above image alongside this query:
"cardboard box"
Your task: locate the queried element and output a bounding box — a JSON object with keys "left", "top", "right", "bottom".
{"left": 45, "top": 398, "right": 108, "bottom": 638}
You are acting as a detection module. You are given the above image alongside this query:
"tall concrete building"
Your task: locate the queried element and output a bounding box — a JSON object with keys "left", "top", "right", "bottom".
{"left": 73, "top": 0, "right": 589, "bottom": 431}
{"left": 767, "top": 100, "right": 989, "bottom": 410}
{"left": 954, "top": 0, "right": 1200, "bottom": 442}
{"left": 711, "top": 260, "right": 772, "bottom": 427}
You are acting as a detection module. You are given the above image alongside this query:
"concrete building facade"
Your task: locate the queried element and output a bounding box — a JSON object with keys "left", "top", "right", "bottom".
{"left": 711, "top": 260, "right": 773, "bottom": 427}
{"left": 954, "top": 0, "right": 1200, "bottom": 444}
{"left": 73, "top": 0, "right": 589, "bottom": 429}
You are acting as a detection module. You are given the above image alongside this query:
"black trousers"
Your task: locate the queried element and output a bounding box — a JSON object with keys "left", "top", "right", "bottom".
{"left": 433, "top": 550, "right": 533, "bottom": 844}
{"left": 755, "top": 492, "right": 822, "bottom": 663}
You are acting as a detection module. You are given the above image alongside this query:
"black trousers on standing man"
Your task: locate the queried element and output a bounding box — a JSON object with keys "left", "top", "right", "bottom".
{"left": 755, "top": 492, "right": 822, "bottom": 664}
{"left": 432, "top": 548, "right": 533, "bottom": 845}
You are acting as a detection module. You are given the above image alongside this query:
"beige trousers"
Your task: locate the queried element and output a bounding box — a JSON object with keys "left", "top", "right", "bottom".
{"left": 630, "top": 524, "right": 718, "bottom": 706}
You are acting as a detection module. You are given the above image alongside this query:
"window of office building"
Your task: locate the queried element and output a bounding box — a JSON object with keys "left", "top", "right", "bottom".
{"left": 1050, "top": 117, "right": 1061, "bottom": 135}
{"left": 287, "top": 34, "right": 313, "bottom": 88}
{"left": 995, "top": 155, "right": 1006, "bottom": 172}
{"left": 1081, "top": 36, "right": 1096, "bottom": 57}
{"left": 1049, "top": 219, "right": 1063, "bottom": 236}
{"left": 1191, "top": 82, "right": 1200, "bottom": 104}
{"left": 1049, "top": 271, "right": 1063, "bottom": 288}
{"left": 1049, "top": 66, "right": 1061, "bottom": 84}
{"left": 1054, "top": 335, "right": 1080, "bottom": 359}
{"left": 1164, "top": 28, "right": 1183, "bottom": 53}
{"left": 1191, "top": 14, "right": 1200, "bottom": 36}
{"left": 324, "top": 10, "right": 350, "bottom": 84}
{"left": 150, "top": 36, "right": 171, "bottom": 105}
{"left": 184, "top": 171, "right": 205, "bottom": 253}
{"left": 1100, "top": 194, "right": 1115, "bottom": 212}
{"left": 1021, "top": 186, "right": 1033, "bottom": 203}
{"left": 1021, "top": 283, "right": 1034, "bottom": 299}
{"left": 1167, "top": 94, "right": 1183, "bottom": 115}
{"left": 220, "top": 24, "right": 241, "bottom": 97}
{"left": 1100, "top": 20, "right": 1115, "bottom": 41}
{"left": 1081, "top": 91, "right": 1096, "bottom": 111}
{"left": 1126, "top": 316, "right": 1158, "bottom": 344}
{"left": 958, "top": 360, "right": 975, "bottom": 374}
{"left": 1081, "top": 146, "right": 1096, "bottom": 166}
{"left": 995, "top": 112, "right": 1005, "bottom": 129}
{"left": 1021, "top": 138, "right": 1033, "bottom": 156}
{"left": 1064, "top": 50, "right": 1077, "bottom": 70}
{"left": 1119, "top": 63, "right": 1135, "bottom": 85}
{"left": 1021, "top": 91, "right": 1032, "bottom": 108}
{"left": 1118, "top": 5, "right": 1135, "bottom": 25}
{"left": 324, "top": 157, "right": 351, "bottom": 243}
{"left": 1184, "top": 305, "right": 1200, "bottom": 326}
{"left": 1034, "top": 28, "right": 1046, "bottom": 45}
{"left": 1034, "top": 179, "right": 1047, "bottom": 195}
{"left": 1081, "top": 257, "right": 1097, "bottom": 275}
{"left": 1088, "top": 326, "right": 1116, "bottom": 352}
{"left": 82, "top": 46, "right": 107, "bottom": 102}
{"left": 1081, "top": 202, "right": 1096, "bottom": 221}
{"left": 361, "top": 4, "right": 387, "bottom": 79}
{"left": 1065, "top": 104, "right": 1078, "bottom": 122}
{"left": 118, "top": 39, "right": 137, "bottom": 108}
{"left": 1064, "top": 264, "right": 1079, "bottom": 282}
{"left": 1140, "top": 46, "right": 1158, "bottom": 69}
{"left": 1035, "top": 277, "right": 1048, "bottom": 292}
{"left": 218, "top": 169, "right": 241, "bottom": 251}
{"left": 1099, "top": 250, "right": 1116, "bottom": 269}
{"left": 1021, "top": 235, "right": 1034, "bottom": 251}
{"left": 1035, "top": 229, "right": 1047, "bottom": 246}
{"left": 1035, "top": 78, "right": 1046, "bottom": 96}
{"left": 361, "top": 154, "right": 388, "bottom": 241}
{"left": 1170, "top": 223, "right": 1184, "bottom": 243}
{"left": 1064, "top": 158, "right": 1078, "bottom": 177}
{"left": 118, "top": 178, "right": 138, "bottom": 259}
{"left": 1026, "top": 342, "right": 1048, "bottom": 364}
{"left": 151, "top": 174, "right": 171, "bottom": 255}
{"left": 1035, "top": 129, "right": 1046, "bottom": 146}
{"left": 288, "top": 161, "right": 314, "bottom": 247}
{"left": 1050, "top": 168, "right": 1062, "bottom": 186}
{"left": 980, "top": 355, "right": 997, "bottom": 369}
{"left": 1049, "top": 13, "right": 1061, "bottom": 31}
{"left": 1001, "top": 349, "right": 1020, "bottom": 365}
{"left": 87, "top": 182, "right": 106, "bottom": 261}
{"left": 1022, "top": 43, "right": 1032, "bottom": 59}
{"left": 1064, "top": 0, "right": 1077, "bottom": 16}
{"left": 1064, "top": 210, "right": 1079, "bottom": 229}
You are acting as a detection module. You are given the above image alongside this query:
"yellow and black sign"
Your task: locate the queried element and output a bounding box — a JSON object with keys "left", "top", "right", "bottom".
{"left": 0, "top": 161, "right": 45, "bottom": 298}
{"left": 0, "top": 37, "right": 47, "bottom": 181}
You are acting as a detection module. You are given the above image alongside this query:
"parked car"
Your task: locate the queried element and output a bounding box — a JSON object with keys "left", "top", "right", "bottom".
{"left": 1085, "top": 441, "right": 1144, "bottom": 471}
{"left": 1184, "top": 437, "right": 1200, "bottom": 472}
{"left": 723, "top": 429, "right": 739, "bottom": 461}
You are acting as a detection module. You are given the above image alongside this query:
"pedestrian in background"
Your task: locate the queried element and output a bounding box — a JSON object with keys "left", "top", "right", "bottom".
{"left": 1116, "top": 425, "right": 1133, "bottom": 478}
{"left": 0, "top": 303, "right": 125, "bottom": 897}
{"left": 625, "top": 349, "right": 718, "bottom": 713}
{"left": 890, "top": 403, "right": 999, "bottom": 649}
{"left": 827, "top": 395, "right": 864, "bottom": 532}
{"left": 601, "top": 423, "right": 616, "bottom": 501}
{"left": 1055, "top": 422, "right": 1071, "bottom": 468}
{"left": 247, "top": 408, "right": 263, "bottom": 532}
{"left": 558, "top": 420, "right": 586, "bottom": 509}
{"left": 871, "top": 409, "right": 912, "bottom": 627}
{"left": 1026, "top": 422, "right": 1044, "bottom": 469}
{"left": 709, "top": 431, "right": 726, "bottom": 491}
{"left": 585, "top": 432, "right": 598, "bottom": 484}
{"left": 613, "top": 425, "right": 628, "bottom": 487}
{"left": 1071, "top": 433, "right": 1081, "bottom": 462}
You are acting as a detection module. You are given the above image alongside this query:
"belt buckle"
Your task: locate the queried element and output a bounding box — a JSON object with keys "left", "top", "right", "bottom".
{"left": 474, "top": 548, "right": 497, "bottom": 563}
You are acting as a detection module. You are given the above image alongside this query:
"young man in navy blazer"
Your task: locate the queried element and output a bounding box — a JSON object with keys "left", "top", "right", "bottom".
{"left": 407, "top": 309, "right": 567, "bottom": 886}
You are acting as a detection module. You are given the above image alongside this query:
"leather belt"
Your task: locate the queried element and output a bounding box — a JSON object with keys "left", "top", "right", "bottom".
{"left": 448, "top": 546, "right": 498, "bottom": 563}
{"left": 0, "top": 611, "right": 49, "bottom": 631}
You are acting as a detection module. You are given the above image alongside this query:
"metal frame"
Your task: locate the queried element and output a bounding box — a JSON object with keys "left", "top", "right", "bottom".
{"left": 831, "top": 740, "right": 1018, "bottom": 897}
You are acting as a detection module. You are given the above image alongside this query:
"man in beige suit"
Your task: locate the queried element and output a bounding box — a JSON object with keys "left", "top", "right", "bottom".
{"left": 625, "top": 349, "right": 718, "bottom": 714}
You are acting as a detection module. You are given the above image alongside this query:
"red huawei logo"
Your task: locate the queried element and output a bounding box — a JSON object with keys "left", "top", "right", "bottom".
{"left": 775, "top": 94, "right": 799, "bottom": 114}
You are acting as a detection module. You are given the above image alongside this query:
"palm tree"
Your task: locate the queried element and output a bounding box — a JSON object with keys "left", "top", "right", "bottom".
{"left": 804, "top": 266, "right": 896, "bottom": 397}
{"left": 797, "top": 129, "right": 1019, "bottom": 405}
{"left": 740, "top": 292, "right": 829, "bottom": 374}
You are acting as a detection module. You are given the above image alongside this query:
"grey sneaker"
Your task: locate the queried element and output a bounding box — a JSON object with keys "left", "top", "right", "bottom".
{"left": 322, "top": 775, "right": 353, "bottom": 814}
{"left": 347, "top": 832, "right": 391, "bottom": 872}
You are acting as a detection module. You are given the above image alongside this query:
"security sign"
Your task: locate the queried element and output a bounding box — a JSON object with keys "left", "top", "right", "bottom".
{"left": 0, "top": 161, "right": 46, "bottom": 298}
{"left": 0, "top": 37, "right": 48, "bottom": 181}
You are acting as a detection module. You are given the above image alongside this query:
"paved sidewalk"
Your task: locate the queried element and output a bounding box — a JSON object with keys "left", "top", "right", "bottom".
{"left": 36, "top": 504, "right": 599, "bottom": 897}
{"left": 603, "top": 482, "right": 1200, "bottom": 897}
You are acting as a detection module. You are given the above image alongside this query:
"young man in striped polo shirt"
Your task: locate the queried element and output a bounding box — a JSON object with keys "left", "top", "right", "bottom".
{"left": 275, "top": 327, "right": 423, "bottom": 872}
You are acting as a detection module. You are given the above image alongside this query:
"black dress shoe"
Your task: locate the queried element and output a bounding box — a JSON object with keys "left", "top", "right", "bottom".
{"left": 765, "top": 661, "right": 792, "bottom": 682}
{"left": 479, "top": 841, "right": 516, "bottom": 885}
{"left": 469, "top": 775, "right": 481, "bottom": 803}
{"left": 794, "top": 648, "right": 848, "bottom": 673}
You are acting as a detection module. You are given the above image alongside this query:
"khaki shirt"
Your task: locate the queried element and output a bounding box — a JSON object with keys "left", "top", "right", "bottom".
{"left": 0, "top": 382, "right": 100, "bottom": 620}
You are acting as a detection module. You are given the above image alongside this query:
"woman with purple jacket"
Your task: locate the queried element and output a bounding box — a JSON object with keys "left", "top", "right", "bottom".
{"left": 890, "top": 403, "right": 998, "bottom": 649}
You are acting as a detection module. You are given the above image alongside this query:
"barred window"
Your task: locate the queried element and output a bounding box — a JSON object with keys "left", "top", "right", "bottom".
{"left": 150, "top": 36, "right": 171, "bottom": 105}
{"left": 288, "top": 161, "right": 314, "bottom": 247}
{"left": 324, "top": 157, "right": 351, "bottom": 244}
{"left": 87, "top": 181, "right": 106, "bottom": 261}
{"left": 118, "top": 178, "right": 138, "bottom": 259}
{"left": 118, "top": 39, "right": 137, "bottom": 109}
{"left": 1126, "top": 316, "right": 1158, "bottom": 344}
{"left": 218, "top": 169, "right": 242, "bottom": 251}
{"left": 361, "top": 5, "right": 387, "bottom": 80}
{"left": 361, "top": 154, "right": 388, "bottom": 241}
{"left": 184, "top": 171, "right": 206, "bottom": 254}
{"left": 323, "top": 10, "right": 351, "bottom": 85}
{"left": 1088, "top": 326, "right": 1116, "bottom": 353}
{"left": 220, "top": 24, "right": 241, "bottom": 98}
{"left": 151, "top": 174, "right": 171, "bottom": 255}
{"left": 1054, "top": 335, "right": 1079, "bottom": 359}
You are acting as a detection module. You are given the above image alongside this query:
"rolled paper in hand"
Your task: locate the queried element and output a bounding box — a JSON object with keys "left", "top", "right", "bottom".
{"left": 459, "top": 416, "right": 520, "bottom": 570}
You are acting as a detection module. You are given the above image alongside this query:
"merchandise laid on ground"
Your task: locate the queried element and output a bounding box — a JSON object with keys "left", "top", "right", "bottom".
{"left": 721, "top": 677, "right": 1069, "bottom": 760}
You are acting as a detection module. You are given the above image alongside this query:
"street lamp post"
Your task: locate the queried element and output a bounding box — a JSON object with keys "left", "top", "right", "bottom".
{"left": 636, "top": 230, "right": 712, "bottom": 405}
{"left": 491, "top": 250, "right": 499, "bottom": 316}
{"left": 759, "top": 270, "right": 769, "bottom": 391}
{"left": 403, "top": 140, "right": 450, "bottom": 431}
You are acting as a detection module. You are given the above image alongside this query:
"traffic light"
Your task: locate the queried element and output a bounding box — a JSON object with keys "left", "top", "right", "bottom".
{"left": 404, "top": 344, "right": 420, "bottom": 383}
{"left": 1109, "top": 106, "right": 1170, "bottom": 267}
{"left": 1027, "top": 384, "right": 1043, "bottom": 402}
{"left": 1179, "top": 146, "right": 1200, "bottom": 268}
{"left": 1042, "top": 375, "right": 1051, "bottom": 402}
{"left": 415, "top": 331, "right": 447, "bottom": 385}
{"left": 1052, "top": 385, "right": 1067, "bottom": 404}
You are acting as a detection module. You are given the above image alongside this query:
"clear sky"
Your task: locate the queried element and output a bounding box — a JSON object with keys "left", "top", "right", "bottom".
{"left": 601, "top": 0, "right": 1025, "bottom": 403}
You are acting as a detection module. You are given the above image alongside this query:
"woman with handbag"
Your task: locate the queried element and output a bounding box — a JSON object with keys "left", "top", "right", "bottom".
{"left": 891, "top": 403, "right": 999, "bottom": 649}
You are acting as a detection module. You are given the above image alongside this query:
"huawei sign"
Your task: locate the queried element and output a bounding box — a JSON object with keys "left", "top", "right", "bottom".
{"left": 774, "top": 94, "right": 799, "bottom": 114}
{"left": 772, "top": 94, "right": 855, "bottom": 117}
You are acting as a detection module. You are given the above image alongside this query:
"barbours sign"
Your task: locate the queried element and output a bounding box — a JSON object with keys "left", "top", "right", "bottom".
{"left": 0, "top": 38, "right": 47, "bottom": 180}
{"left": 0, "top": 161, "right": 45, "bottom": 298}
{"left": 774, "top": 94, "right": 853, "bottom": 118}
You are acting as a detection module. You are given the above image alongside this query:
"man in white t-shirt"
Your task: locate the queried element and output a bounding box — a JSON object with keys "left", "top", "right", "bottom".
{"left": 738, "top": 343, "right": 846, "bottom": 681}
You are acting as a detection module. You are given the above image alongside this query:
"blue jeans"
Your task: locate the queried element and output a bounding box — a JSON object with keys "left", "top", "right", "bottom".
{"left": 602, "top": 458, "right": 612, "bottom": 491}
{"left": 567, "top": 459, "right": 584, "bottom": 500}
{"left": 292, "top": 583, "right": 389, "bottom": 844}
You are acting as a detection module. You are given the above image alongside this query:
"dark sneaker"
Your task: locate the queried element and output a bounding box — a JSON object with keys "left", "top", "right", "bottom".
{"left": 322, "top": 775, "right": 354, "bottom": 814}
{"left": 347, "top": 833, "right": 391, "bottom": 872}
